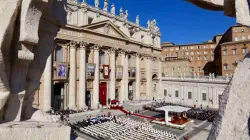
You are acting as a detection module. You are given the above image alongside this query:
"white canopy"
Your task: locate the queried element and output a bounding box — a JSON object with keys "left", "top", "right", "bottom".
{"left": 156, "top": 106, "right": 191, "bottom": 113}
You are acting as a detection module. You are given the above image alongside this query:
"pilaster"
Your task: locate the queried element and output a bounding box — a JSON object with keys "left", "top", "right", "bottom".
{"left": 69, "top": 41, "right": 77, "bottom": 109}
{"left": 135, "top": 53, "right": 141, "bottom": 99}
{"left": 43, "top": 54, "right": 52, "bottom": 112}
{"left": 93, "top": 44, "right": 101, "bottom": 109}
{"left": 109, "top": 48, "right": 116, "bottom": 101}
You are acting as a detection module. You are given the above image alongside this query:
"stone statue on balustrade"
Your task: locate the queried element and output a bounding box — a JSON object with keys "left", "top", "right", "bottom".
{"left": 103, "top": 0, "right": 108, "bottom": 11}
{"left": 95, "top": 0, "right": 99, "bottom": 8}
{"left": 124, "top": 10, "right": 129, "bottom": 20}
{"left": 120, "top": 7, "right": 124, "bottom": 17}
{"left": 0, "top": 0, "right": 68, "bottom": 123}
{"left": 111, "top": 3, "right": 115, "bottom": 15}
{"left": 136, "top": 15, "right": 139, "bottom": 24}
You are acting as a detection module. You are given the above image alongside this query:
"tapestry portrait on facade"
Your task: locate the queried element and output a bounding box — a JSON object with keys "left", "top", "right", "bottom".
{"left": 116, "top": 66, "right": 123, "bottom": 79}
{"left": 57, "top": 64, "right": 67, "bottom": 78}
{"left": 87, "top": 63, "right": 96, "bottom": 79}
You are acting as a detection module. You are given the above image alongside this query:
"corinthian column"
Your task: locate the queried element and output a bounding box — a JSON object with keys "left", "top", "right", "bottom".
{"left": 158, "top": 58, "right": 163, "bottom": 97}
{"left": 78, "top": 42, "right": 88, "bottom": 109}
{"left": 43, "top": 54, "right": 52, "bottom": 112}
{"left": 146, "top": 56, "right": 153, "bottom": 98}
{"left": 135, "top": 53, "right": 141, "bottom": 99}
{"left": 119, "top": 50, "right": 125, "bottom": 102}
{"left": 124, "top": 52, "right": 129, "bottom": 101}
{"left": 69, "top": 41, "right": 77, "bottom": 109}
{"left": 93, "top": 45, "right": 100, "bottom": 109}
{"left": 109, "top": 48, "right": 116, "bottom": 100}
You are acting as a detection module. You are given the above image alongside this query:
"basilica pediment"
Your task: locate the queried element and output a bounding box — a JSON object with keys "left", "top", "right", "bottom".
{"left": 82, "top": 20, "right": 129, "bottom": 40}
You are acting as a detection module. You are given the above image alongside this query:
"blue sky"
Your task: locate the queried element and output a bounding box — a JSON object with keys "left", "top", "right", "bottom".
{"left": 79, "top": 0, "right": 236, "bottom": 45}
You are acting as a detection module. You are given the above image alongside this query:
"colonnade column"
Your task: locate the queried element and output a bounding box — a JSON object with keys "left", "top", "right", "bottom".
{"left": 69, "top": 41, "right": 77, "bottom": 109}
{"left": 43, "top": 54, "right": 52, "bottom": 112}
{"left": 93, "top": 45, "right": 100, "bottom": 109}
{"left": 158, "top": 58, "right": 163, "bottom": 97}
{"left": 135, "top": 53, "right": 141, "bottom": 100}
{"left": 124, "top": 53, "right": 129, "bottom": 101}
{"left": 146, "top": 56, "right": 152, "bottom": 99}
{"left": 119, "top": 50, "right": 125, "bottom": 102}
{"left": 109, "top": 48, "right": 116, "bottom": 100}
{"left": 78, "top": 42, "right": 88, "bottom": 109}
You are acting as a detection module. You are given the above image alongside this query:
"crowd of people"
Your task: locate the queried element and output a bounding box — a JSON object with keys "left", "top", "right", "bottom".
{"left": 143, "top": 101, "right": 218, "bottom": 122}
{"left": 46, "top": 108, "right": 88, "bottom": 116}
{"left": 125, "top": 99, "right": 155, "bottom": 106}
{"left": 76, "top": 117, "right": 178, "bottom": 140}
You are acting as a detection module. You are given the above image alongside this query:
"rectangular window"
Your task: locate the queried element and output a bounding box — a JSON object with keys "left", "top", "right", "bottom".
{"left": 224, "top": 65, "right": 228, "bottom": 70}
{"left": 191, "top": 52, "right": 194, "bottom": 55}
{"left": 188, "top": 92, "right": 192, "bottom": 99}
{"left": 243, "top": 48, "right": 247, "bottom": 54}
{"left": 233, "top": 49, "right": 237, "bottom": 55}
{"left": 198, "top": 67, "right": 201, "bottom": 72}
{"left": 164, "top": 90, "right": 167, "bottom": 96}
{"left": 211, "top": 51, "right": 214, "bottom": 54}
{"left": 223, "top": 50, "right": 227, "bottom": 55}
{"left": 204, "top": 56, "right": 207, "bottom": 60}
{"left": 198, "top": 56, "right": 201, "bottom": 60}
{"left": 210, "top": 45, "right": 215, "bottom": 48}
{"left": 242, "top": 36, "right": 246, "bottom": 40}
{"left": 191, "top": 56, "right": 194, "bottom": 61}
{"left": 175, "top": 91, "right": 179, "bottom": 98}
{"left": 211, "top": 55, "right": 214, "bottom": 60}
{"left": 191, "top": 67, "right": 194, "bottom": 72}
{"left": 235, "top": 37, "right": 239, "bottom": 41}
{"left": 202, "top": 93, "right": 206, "bottom": 101}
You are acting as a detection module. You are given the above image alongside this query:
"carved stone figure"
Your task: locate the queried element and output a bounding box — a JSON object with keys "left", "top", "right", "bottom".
{"left": 120, "top": 7, "right": 123, "bottom": 17}
{"left": 136, "top": 15, "right": 139, "bottom": 24}
{"left": 111, "top": 3, "right": 115, "bottom": 15}
{"left": 147, "top": 20, "right": 151, "bottom": 28}
{"left": 0, "top": 0, "right": 67, "bottom": 123}
{"left": 103, "top": 0, "right": 108, "bottom": 11}
{"left": 95, "top": 0, "right": 99, "bottom": 8}
{"left": 124, "top": 10, "right": 128, "bottom": 19}
{"left": 186, "top": 0, "right": 250, "bottom": 26}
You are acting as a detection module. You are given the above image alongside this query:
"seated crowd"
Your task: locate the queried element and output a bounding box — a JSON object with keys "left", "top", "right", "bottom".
{"left": 143, "top": 101, "right": 218, "bottom": 122}
{"left": 125, "top": 99, "right": 155, "bottom": 106}
{"left": 46, "top": 108, "right": 89, "bottom": 116}
{"left": 73, "top": 117, "right": 177, "bottom": 140}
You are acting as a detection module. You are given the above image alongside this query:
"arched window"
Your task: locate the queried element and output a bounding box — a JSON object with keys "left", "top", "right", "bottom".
{"left": 223, "top": 63, "right": 228, "bottom": 70}
{"left": 55, "top": 46, "right": 63, "bottom": 62}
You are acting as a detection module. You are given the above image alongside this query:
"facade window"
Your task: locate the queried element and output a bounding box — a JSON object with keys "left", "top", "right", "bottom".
{"left": 241, "top": 29, "right": 244, "bottom": 32}
{"left": 99, "top": 51, "right": 105, "bottom": 64}
{"left": 211, "top": 51, "right": 214, "bottom": 54}
{"left": 204, "top": 51, "right": 207, "bottom": 54}
{"left": 176, "top": 48, "right": 179, "bottom": 51}
{"left": 197, "top": 52, "right": 200, "bottom": 55}
{"left": 175, "top": 91, "right": 179, "bottom": 98}
{"left": 141, "top": 35, "right": 144, "bottom": 42}
{"left": 211, "top": 45, "right": 215, "bottom": 48}
{"left": 190, "top": 56, "right": 194, "bottom": 61}
{"left": 223, "top": 64, "right": 228, "bottom": 70}
{"left": 234, "top": 37, "right": 239, "bottom": 41}
{"left": 191, "top": 52, "right": 194, "bottom": 55}
{"left": 170, "top": 48, "right": 173, "bottom": 51}
{"left": 198, "top": 46, "right": 200, "bottom": 49}
{"left": 164, "top": 90, "right": 167, "bottom": 96}
{"left": 233, "top": 49, "right": 237, "bottom": 55}
{"left": 55, "top": 46, "right": 63, "bottom": 62}
{"left": 186, "top": 52, "right": 189, "bottom": 55}
{"left": 223, "top": 50, "right": 227, "bottom": 55}
{"left": 166, "top": 53, "right": 168, "bottom": 57}
{"left": 198, "top": 67, "right": 201, "bottom": 72}
{"left": 211, "top": 55, "right": 214, "bottom": 60}
{"left": 202, "top": 93, "right": 207, "bottom": 101}
{"left": 198, "top": 56, "right": 201, "bottom": 60}
{"left": 172, "top": 67, "right": 175, "bottom": 72}
{"left": 243, "top": 48, "right": 247, "bottom": 54}
{"left": 242, "top": 36, "right": 246, "bottom": 40}
{"left": 191, "top": 67, "right": 194, "bottom": 72}
{"left": 204, "top": 56, "right": 208, "bottom": 60}
{"left": 188, "top": 92, "right": 192, "bottom": 99}
{"left": 235, "top": 29, "right": 238, "bottom": 32}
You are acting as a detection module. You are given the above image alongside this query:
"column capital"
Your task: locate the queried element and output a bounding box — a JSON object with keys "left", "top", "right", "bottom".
{"left": 83, "top": 8, "right": 88, "bottom": 13}
{"left": 69, "top": 40, "right": 78, "bottom": 48}
{"left": 145, "top": 55, "right": 153, "bottom": 60}
{"left": 79, "top": 41, "right": 89, "bottom": 49}
{"left": 135, "top": 53, "right": 141, "bottom": 58}
{"left": 93, "top": 44, "right": 101, "bottom": 51}
{"left": 109, "top": 47, "right": 117, "bottom": 53}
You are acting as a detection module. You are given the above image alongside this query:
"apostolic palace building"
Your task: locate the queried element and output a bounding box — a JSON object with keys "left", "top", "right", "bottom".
{"left": 33, "top": 0, "right": 163, "bottom": 111}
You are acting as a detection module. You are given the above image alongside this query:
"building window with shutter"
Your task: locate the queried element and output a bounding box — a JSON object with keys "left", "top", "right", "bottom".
{"left": 233, "top": 49, "right": 237, "bottom": 55}
{"left": 223, "top": 64, "right": 228, "bottom": 70}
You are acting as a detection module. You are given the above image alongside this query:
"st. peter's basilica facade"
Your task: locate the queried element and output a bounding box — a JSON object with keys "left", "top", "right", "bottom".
{"left": 33, "top": 0, "right": 163, "bottom": 111}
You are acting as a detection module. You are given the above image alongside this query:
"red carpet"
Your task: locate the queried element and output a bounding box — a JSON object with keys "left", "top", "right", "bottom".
{"left": 110, "top": 106, "right": 156, "bottom": 120}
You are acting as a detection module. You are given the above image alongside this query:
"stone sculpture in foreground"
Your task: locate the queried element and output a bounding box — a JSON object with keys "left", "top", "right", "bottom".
{"left": 186, "top": 0, "right": 250, "bottom": 139}
{"left": 186, "top": 0, "right": 250, "bottom": 26}
{"left": 0, "top": 0, "right": 67, "bottom": 123}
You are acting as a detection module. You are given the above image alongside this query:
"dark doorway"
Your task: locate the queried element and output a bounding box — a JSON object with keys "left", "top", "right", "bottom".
{"left": 53, "top": 83, "right": 64, "bottom": 110}
{"left": 128, "top": 82, "right": 133, "bottom": 100}
{"left": 86, "top": 90, "right": 91, "bottom": 107}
